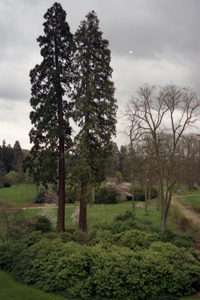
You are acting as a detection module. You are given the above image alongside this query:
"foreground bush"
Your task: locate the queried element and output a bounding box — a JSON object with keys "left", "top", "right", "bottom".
{"left": 0, "top": 234, "right": 199, "bottom": 300}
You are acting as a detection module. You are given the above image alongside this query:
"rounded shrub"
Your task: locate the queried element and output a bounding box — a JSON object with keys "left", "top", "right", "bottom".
{"left": 34, "top": 215, "right": 52, "bottom": 233}
{"left": 3, "top": 181, "right": 11, "bottom": 188}
{"left": 94, "top": 187, "right": 117, "bottom": 204}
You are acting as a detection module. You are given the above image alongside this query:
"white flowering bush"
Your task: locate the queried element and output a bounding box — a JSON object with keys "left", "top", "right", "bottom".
{"left": 38, "top": 204, "right": 57, "bottom": 224}
{"left": 70, "top": 206, "right": 80, "bottom": 225}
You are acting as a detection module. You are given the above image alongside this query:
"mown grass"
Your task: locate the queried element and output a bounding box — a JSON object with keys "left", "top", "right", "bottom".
{"left": 0, "top": 184, "right": 175, "bottom": 230}
{"left": 0, "top": 270, "right": 70, "bottom": 300}
{"left": 0, "top": 184, "right": 36, "bottom": 206}
{"left": 176, "top": 195, "right": 200, "bottom": 206}
{"left": 174, "top": 185, "right": 200, "bottom": 196}
{"left": 23, "top": 200, "right": 174, "bottom": 231}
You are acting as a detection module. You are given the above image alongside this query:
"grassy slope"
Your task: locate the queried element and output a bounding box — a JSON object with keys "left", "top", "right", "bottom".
{"left": 0, "top": 184, "right": 36, "bottom": 206}
{"left": 0, "top": 270, "right": 69, "bottom": 300}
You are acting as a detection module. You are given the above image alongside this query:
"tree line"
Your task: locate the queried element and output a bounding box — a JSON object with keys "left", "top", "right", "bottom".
{"left": 0, "top": 140, "right": 24, "bottom": 186}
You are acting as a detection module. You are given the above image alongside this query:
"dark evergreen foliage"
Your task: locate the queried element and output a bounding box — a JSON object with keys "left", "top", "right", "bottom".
{"left": 0, "top": 140, "right": 24, "bottom": 175}
{"left": 71, "top": 11, "right": 117, "bottom": 232}
{"left": 94, "top": 187, "right": 117, "bottom": 204}
{"left": 25, "top": 2, "right": 74, "bottom": 232}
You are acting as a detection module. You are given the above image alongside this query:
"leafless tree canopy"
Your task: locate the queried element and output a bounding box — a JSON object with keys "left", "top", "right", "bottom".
{"left": 124, "top": 84, "right": 200, "bottom": 230}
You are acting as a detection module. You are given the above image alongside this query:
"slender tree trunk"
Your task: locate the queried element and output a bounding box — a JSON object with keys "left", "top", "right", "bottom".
{"left": 160, "top": 176, "right": 166, "bottom": 231}
{"left": 157, "top": 183, "right": 160, "bottom": 210}
{"left": 92, "top": 187, "right": 95, "bottom": 205}
{"left": 130, "top": 140, "right": 135, "bottom": 215}
{"left": 79, "top": 181, "right": 88, "bottom": 233}
{"left": 148, "top": 180, "right": 151, "bottom": 204}
{"left": 145, "top": 182, "right": 148, "bottom": 215}
{"left": 131, "top": 176, "right": 135, "bottom": 215}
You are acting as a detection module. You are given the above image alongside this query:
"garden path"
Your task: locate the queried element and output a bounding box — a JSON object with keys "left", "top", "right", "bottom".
{"left": 171, "top": 195, "right": 200, "bottom": 226}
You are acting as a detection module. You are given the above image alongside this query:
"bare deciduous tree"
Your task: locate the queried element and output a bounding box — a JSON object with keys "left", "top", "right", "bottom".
{"left": 127, "top": 84, "right": 200, "bottom": 230}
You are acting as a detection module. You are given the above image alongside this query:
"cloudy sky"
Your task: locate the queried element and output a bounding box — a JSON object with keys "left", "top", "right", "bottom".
{"left": 1, "top": 0, "right": 200, "bottom": 149}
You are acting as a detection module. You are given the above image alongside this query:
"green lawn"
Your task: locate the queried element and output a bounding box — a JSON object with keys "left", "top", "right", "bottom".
{"left": 22, "top": 201, "right": 174, "bottom": 231}
{"left": 176, "top": 195, "right": 200, "bottom": 206}
{"left": 174, "top": 185, "right": 200, "bottom": 196}
{"left": 0, "top": 184, "right": 36, "bottom": 206}
{"left": 0, "top": 184, "right": 175, "bottom": 230}
{"left": 0, "top": 270, "right": 70, "bottom": 300}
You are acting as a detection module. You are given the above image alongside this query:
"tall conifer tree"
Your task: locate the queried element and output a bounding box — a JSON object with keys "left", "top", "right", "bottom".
{"left": 28, "top": 3, "right": 74, "bottom": 232}
{"left": 72, "top": 11, "right": 117, "bottom": 232}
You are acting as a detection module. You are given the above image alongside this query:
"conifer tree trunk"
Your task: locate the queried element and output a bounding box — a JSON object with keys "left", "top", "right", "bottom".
{"left": 79, "top": 181, "right": 88, "bottom": 233}
{"left": 56, "top": 93, "right": 66, "bottom": 233}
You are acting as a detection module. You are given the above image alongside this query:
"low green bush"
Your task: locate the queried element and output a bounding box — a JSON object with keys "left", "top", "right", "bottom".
{"left": 94, "top": 187, "right": 117, "bottom": 204}
{"left": 158, "top": 229, "right": 196, "bottom": 250}
{"left": 117, "top": 229, "right": 158, "bottom": 250}
{"left": 114, "top": 210, "right": 134, "bottom": 221}
{"left": 34, "top": 215, "right": 52, "bottom": 233}
{"left": 3, "top": 181, "right": 11, "bottom": 188}
{"left": 34, "top": 186, "right": 47, "bottom": 204}
{"left": 109, "top": 211, "right": 157, "bottom": 234}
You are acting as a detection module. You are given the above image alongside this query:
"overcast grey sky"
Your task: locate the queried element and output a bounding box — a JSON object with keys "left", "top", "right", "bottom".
{"left": 1, "top": 0, "right": 200, "bottom": 149}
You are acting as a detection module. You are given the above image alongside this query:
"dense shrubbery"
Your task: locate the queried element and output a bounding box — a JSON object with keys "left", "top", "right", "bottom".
{"left": 94, "top": 187, "right": 118, "bottom": 204}
{"left": 0, "top": 211, "right": 199, "bottom": 299}
{"left": 133, "top": 186, "right": 158, "bottom": 201}
{"left": 158, "top": 228, "right": 196, "bottom": 249}
{"left": 0, "top": 232, "right": 199, "bottom": 299}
